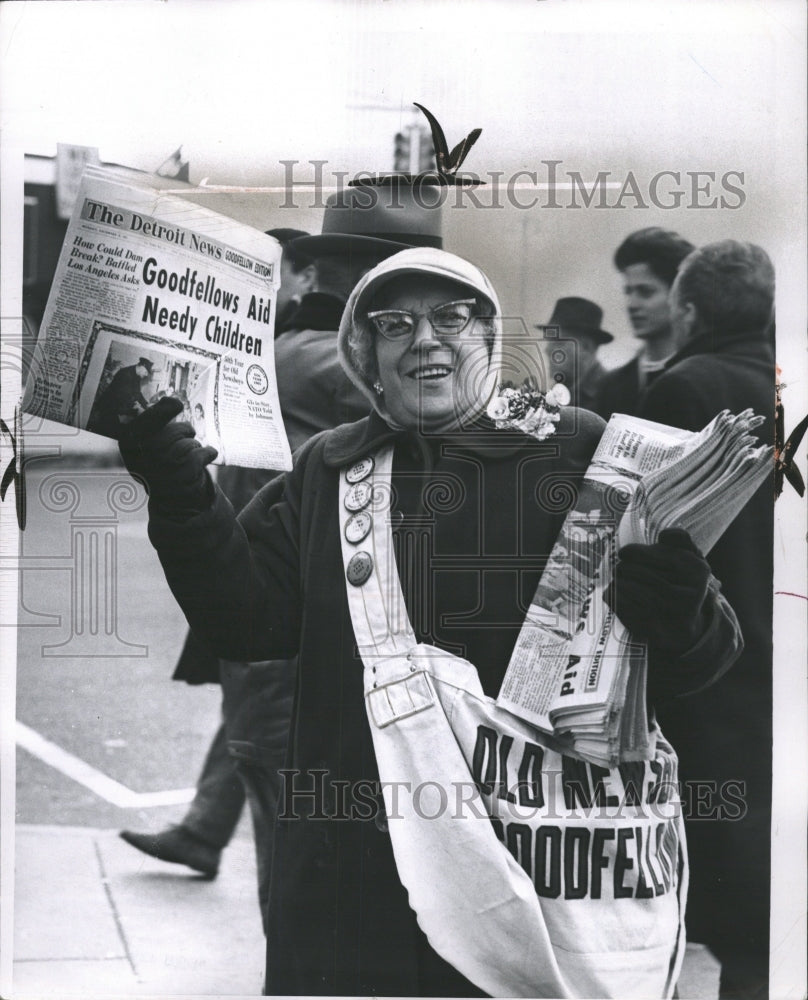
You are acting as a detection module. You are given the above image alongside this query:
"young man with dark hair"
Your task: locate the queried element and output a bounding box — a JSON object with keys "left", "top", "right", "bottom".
{"left": 638, "top": 240, "right": 776, "bottom": 1000}
{"left": 593, "top": 227, "right": 695, "bottom": 420}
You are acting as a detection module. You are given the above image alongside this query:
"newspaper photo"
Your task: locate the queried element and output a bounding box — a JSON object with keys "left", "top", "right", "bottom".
{"left": 22, "top": 165, "right": 292, "bottom": 471}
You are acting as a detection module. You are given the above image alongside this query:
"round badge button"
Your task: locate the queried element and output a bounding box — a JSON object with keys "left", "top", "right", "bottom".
{"left": 344, "top": 480, "right": 373, "bottom": 512}
{"left": 344, "top": 510, "right": 373, "bottom": 545}
{"left": 345, "top": 457, "right": 374, "bottom": 484}
{"left": 346, "top": 551, "right": 373, "bottom": 586}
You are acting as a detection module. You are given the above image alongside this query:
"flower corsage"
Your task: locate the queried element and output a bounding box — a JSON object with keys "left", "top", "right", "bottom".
{"left": 486, "top": 378, "right": 570, "bottom": 441}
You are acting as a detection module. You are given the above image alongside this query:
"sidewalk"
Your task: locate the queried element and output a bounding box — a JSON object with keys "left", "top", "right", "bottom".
{"left": 12, "top": 824, "right": 265, "bottom": 998}
{"left": 11, "top": 823, "right": 720, "bottom": 999}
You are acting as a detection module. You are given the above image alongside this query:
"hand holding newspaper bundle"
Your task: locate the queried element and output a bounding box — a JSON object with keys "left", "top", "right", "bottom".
{"left": 23, "top": 166, "right": 292, "bottom": 471}
{"left": 497, "top": 410, "right": 772, "bottom": 767}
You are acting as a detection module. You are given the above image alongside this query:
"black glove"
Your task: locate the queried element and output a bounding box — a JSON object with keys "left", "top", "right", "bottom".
{"left": 118, "top": 396, "right": 218, "bottom": 513}
{"left": 606, "top": 527, "right": 711, "bottom": 656}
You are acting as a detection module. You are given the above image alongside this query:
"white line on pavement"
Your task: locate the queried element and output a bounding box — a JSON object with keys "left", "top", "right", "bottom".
{"left": 16, "top": 721, "right": 195, "bottom": 808}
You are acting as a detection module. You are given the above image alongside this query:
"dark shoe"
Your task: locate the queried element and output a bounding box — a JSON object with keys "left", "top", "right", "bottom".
{"left": 119, "top": 825, "right": 220, "bottom": 877}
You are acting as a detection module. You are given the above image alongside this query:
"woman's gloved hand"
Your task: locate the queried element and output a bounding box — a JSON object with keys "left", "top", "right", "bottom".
{"left": 606, "top": 527, "right": 712, "bottom": 656}
{"left": 118, "top": 396, "right": 218, "bottom": 513}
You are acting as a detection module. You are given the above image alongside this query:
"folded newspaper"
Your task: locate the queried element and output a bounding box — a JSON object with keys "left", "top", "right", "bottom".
{"left": 497, "top": 409, "right": 772, "bottom": 767}
{"left": 23, "top": 165, "right": 293, "bottom": 471}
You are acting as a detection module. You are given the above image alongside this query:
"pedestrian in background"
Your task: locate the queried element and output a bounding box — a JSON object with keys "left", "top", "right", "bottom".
{"left": 268, "top": 227, "right": 317, "bottom": 333}
{"left": 593, "top": 227, "right": 694, "bottom": 420}
{"left": 536, "top": 296, "right": 613, "bottom": 411}
{"left": 637, "top": 240, "right": 776, "bottom": 1000}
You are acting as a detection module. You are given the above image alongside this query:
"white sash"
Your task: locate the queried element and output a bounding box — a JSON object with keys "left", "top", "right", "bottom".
{"left": 339, "top": 445, "right": 687, "bottom": 999}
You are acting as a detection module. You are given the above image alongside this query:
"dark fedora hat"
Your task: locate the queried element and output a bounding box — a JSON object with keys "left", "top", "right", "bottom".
{"left": 137, "top": 357, "right": 156, "bottom": 372}
{"left": 265, "top": 227, "right": 310, "bottom": 245}
{"left": 266, "top": 228, "right": 313, "bottom": 267}
{"left": 291, "top": 182, "right": 443, "bottom": 258}
{"left": 536, "top": 297, "right": 613, "bottom": 345}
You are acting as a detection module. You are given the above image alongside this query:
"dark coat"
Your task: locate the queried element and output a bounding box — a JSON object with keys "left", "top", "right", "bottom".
{"left": 577, "top": 359, "right": 608, "bottom": 412}
{"left": 148, "top": 407, "right": 740, "bottom": 997}
{"left": 592, "top": 355, "right": 670, "bottom": 422}
{"left": 273, "top": 292, "right": 371, "bottom": 451}
{"left": 592, "top": 356, "right": 642, "bottom": 421}
{"left": 636, "top": 326, "right": 775, "bottom": 978}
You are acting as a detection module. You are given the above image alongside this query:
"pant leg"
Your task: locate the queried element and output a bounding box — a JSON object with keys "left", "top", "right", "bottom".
{"left": 230, "top": 744, "right": 287, "bottom": 933}
{"left": 220, "top": 658, "right": 296, "bottom": 933}
{"left": 182, "top": 716, "right": 246, "bottom": 849}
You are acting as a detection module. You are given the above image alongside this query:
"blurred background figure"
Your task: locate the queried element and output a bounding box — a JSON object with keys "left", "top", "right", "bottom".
{"left": 536, "top": 296, "right": 612, "bottom": 411}
{"left": 637, "top": 240, "right": 776, "bottom": 1000}
{"left": 267, "top": 227, "right": 317, "bottom": 333}
{"left": 593, "top": 227, "right": 694, "bottom": 420}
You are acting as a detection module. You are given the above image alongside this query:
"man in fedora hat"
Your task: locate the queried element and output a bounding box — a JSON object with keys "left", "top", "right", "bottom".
{"left": 537, "top": 296, "right": 613, "bottom": 411}
{"left": 275, "top": 183, "right": 444, "bottom": 446}
{"left": 264, "top": 227, "right": 317, "bottom": 334}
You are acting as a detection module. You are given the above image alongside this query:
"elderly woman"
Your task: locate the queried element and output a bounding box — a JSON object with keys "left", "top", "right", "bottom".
{"left": 120, "top": 249, "right": 740, "bottom": 999}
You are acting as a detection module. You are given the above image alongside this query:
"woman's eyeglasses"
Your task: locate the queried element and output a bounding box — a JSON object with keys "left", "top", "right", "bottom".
{"left": 367, "top": 299, "right": 483, "bottom": 342}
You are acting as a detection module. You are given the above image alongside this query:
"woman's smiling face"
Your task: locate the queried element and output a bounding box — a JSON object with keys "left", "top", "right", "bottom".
{"left": 371, "top": 274, "right": 494, "bottom": 432}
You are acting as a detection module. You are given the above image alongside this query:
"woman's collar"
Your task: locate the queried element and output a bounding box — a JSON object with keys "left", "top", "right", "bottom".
{"left": 322, "top": 411, "right": 402, "bottom": 467}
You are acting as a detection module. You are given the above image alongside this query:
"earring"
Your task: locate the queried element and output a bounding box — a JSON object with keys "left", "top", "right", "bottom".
{"left": 373, "top": 380, "right": 384, "bottom": 395}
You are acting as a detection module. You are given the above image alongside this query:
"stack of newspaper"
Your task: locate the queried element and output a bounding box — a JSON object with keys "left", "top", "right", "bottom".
{"left": 497, "top": 409, "right": 772, "bottom": 767}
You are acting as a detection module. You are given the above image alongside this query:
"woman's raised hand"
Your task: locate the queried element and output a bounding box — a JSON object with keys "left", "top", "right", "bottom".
{"left": 118, "top": 396, "right": 218, "bottom": 513}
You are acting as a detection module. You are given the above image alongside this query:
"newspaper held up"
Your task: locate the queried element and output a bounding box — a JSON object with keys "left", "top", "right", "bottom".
{"left": 497, "top": 410, "right": 772, "bottom": 768}
{"left": 23, "top": 165, "right": 292, "bottom": 472}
